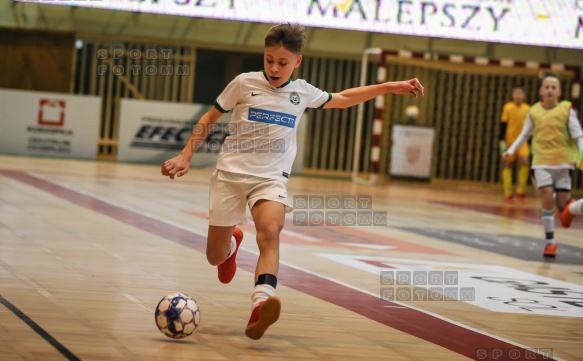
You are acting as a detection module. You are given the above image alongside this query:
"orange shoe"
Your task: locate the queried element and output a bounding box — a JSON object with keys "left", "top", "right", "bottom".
{"left": 543, "top": 243, "right": 557, "bottom": 258}
{"left": 504, "top": 195, "right": 514, "bottom": 205}
{"left": 515, "top": 192, "right": 527, "bottom": 204}
{"left": 561, "top": 200, "right": 576, "bottom": 228}
{"left": 217, "top": 227, "right": 243, "bottom": 284}
{"left": 245, "top": 297, "right": 281, "bottom": 340}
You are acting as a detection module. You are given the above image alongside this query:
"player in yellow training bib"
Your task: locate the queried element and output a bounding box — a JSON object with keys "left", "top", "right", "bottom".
{"left": 503, "top": 72, "right": 583, "bottom": 258}
{"left": 499, "top": 86, "right": 530, "bottom": 204}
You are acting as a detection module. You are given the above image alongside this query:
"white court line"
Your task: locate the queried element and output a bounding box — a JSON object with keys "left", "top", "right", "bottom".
{"left": 30, "top": 172, "right": 564, "bottom": 361}
{"left": 343, "top": 243, "right": 396, "bottom": 250}
{"left": 281, "top": 228, "right": 321, "bottom": 242}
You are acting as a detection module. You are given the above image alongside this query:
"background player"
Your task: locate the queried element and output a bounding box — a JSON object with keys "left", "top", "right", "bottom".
{"left": 503, "top": 72, "right": 583, "bottom": 257}
{"left": 161, "top": 23, "right": 424, "bottom": 340}
{"left": 499, "top": 86, "right": 530, "bottom": 204}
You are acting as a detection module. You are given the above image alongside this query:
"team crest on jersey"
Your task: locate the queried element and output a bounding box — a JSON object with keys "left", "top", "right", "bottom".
{"left": 289, "top": 92, "right": 300, "bottom": 105}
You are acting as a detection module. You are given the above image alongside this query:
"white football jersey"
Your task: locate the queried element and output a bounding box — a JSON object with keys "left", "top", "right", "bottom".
{"left": 214, "top": 71, "right": 331, "bottom": 182}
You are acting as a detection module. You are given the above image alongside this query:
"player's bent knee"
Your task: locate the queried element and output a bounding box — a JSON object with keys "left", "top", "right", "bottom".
{"left": 206, "top": 249, "right": 227, "bottom": 266}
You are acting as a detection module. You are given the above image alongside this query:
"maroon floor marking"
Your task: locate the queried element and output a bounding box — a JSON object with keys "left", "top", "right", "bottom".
{"left": 1, "top": 170, "right": 551, "bottom": 360}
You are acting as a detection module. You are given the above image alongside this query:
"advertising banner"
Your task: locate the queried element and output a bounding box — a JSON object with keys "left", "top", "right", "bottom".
{"left": 15, "top": 0, "right": 583, "bottom": 49}
{"left": 0, "top": 89, "right": 100, "bottom": 159}
{"left": 117, "top": 99, "right": 228, "bottom": 167}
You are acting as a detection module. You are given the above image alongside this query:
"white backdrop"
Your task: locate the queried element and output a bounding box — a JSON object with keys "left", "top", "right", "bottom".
{"left": 0, "top": 89, "right": 101, "bottom": 159}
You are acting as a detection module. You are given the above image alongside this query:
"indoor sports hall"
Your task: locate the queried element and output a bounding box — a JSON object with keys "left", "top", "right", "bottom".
{"left": 1, "top": 1, "right": 582, "bottom": 360}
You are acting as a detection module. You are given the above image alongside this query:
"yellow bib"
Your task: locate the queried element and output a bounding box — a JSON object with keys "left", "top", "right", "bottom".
{"left": 530, "top": 101, "right": 577, "bottom": 166}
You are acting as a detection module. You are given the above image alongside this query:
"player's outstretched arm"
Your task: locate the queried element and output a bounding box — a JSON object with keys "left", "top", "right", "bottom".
{"left": 161, "top": 106, "right": 224, "bottom": 180}
{"left": 323, "top": 78, "right": 424, "bottom": 109}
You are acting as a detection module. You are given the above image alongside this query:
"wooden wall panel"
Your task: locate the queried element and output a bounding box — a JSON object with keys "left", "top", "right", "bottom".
{"left": 0, "top": 28, "right": 74, "bottom": 92}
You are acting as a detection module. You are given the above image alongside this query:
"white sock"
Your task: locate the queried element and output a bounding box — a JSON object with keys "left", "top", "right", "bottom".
{"left": 568, "top": 199, "right": 583, "bottom": 215}
{"left": 226, "top": 236, "right": 237, "bottom": 259}
{"left": 541, "top": 209, "right": 554, "bottom": 243}
{"left": 252, "top": 284, "right": 276, "bottom": 308}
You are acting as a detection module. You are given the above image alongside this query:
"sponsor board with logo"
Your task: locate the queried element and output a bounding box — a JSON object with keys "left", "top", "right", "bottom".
{"left": 0, "top": 88, "right": 100, "bottom": 159}
{"left": 117, "top": 99, "right": 229, "bottom": 167}
{"left": 317, "top": 254, "right": 583, "bottom": 317}
{"left": 389, "top": 125, "right": 434, "bottom": 179}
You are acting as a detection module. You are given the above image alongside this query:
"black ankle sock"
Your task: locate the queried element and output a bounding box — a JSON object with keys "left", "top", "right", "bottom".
{"left": 255, "top": 273, "right": 277, "bottom": 288}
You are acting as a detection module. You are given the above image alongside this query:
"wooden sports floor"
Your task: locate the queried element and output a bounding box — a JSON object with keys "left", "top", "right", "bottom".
{"left": 1, "top": 154, "right": 582, "bottom": 361}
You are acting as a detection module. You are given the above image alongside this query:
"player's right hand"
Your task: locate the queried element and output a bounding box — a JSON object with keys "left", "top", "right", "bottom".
{"left": 161, "top": 155, "right": 190, "bottom": 180}
{"left": 502, "top": 152, "right": 511, "bottom": 161}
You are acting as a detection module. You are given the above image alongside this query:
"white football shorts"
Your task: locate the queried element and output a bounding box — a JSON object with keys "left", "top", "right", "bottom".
{"left": 208, "top": 169, "right": 293, "bottom": 226}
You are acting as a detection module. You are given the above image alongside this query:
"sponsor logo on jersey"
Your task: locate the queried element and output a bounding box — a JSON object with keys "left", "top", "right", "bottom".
{"left": 248, "top": 108, "right": 297, "bottom": 128}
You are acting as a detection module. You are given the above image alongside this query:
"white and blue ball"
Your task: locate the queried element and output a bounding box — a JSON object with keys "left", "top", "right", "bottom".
{"left": 155, "top": 293, "right": 200, "bottom": 339}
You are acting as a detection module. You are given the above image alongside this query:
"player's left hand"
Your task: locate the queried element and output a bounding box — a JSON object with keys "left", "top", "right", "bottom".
{"left": 393, "top": 78, "right": 425, "bottom": 98}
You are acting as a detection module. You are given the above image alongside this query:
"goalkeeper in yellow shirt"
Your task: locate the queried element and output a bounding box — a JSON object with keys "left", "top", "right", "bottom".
{"left": 503, "top": 73, "right": 583, "bottom": 258}
{"left": 499, "top": 86, "right": 530, "bottom": 204}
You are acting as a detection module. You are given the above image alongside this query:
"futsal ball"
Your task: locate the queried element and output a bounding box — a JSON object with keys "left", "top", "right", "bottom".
{"left": 155, "top": 293, "right": 201, "bottom": 339}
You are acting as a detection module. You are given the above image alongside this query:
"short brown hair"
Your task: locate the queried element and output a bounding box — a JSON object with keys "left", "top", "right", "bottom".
{"left": 264, "top": 23, "right": 306, "bottom": 54}
{"left": 541, "top": 71, "right": 559, "bottom": 81}
{"left": 540, "top": 71, "right": 560, "bottom": 86}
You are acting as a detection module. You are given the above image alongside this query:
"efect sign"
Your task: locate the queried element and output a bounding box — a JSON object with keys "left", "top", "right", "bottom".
{"left": 117, "top": 99, "right": 230, "bottom": 166}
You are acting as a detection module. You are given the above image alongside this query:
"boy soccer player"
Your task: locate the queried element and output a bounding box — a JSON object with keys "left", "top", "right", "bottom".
{"left": 161, "top": 23, "right": 424, "bottom": 339}
{"left": 503, "top": 72, "right": 583, "bottom": 257}
{"left": 499, "top": 86, "right": 530, "bottom": 204}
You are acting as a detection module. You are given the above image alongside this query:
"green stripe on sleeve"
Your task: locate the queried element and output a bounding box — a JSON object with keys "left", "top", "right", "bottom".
{"left": 317, "top": 93, "right": 333, "bottom": 110}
